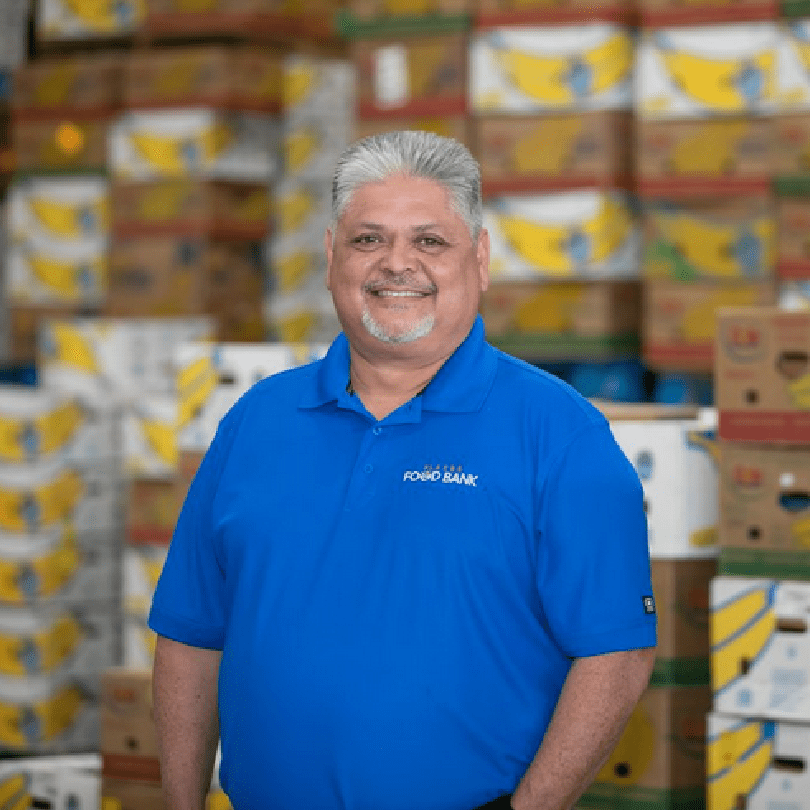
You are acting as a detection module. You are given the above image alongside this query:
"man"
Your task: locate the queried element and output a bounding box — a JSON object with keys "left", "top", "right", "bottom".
{"left": 149, "top": 130, "right": 657, "bottom": 810}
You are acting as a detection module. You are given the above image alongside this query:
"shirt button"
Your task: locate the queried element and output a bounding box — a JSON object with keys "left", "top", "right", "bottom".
{"left": 364, "top": 464, "right": 373, "bottom": 473}
{"left": 372, "top": 426, "right": 382, "bottom": 436}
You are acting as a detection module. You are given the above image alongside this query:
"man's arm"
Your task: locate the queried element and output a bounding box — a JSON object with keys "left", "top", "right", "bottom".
{"left": 153, "top": 635, "right": 222, "bottom": 810}
{"left": 510, "top": 646, "right": 656, "bottom": 810}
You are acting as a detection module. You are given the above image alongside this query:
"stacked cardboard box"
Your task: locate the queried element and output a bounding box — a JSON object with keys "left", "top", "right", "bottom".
{"left": 635, "top": 1, "right": 779, "bottom": 374}
{"left": 470, "top": 1, "right": 641, "bottom": 366}
{"left": 580, "top": 403, "right": 719, "bottom": 810}
{"left": 707, "top": 305, "right": 810, "bottom": 810}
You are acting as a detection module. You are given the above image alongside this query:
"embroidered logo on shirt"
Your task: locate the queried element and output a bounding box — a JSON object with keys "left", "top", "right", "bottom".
{"left": 403, "top": 464, "right": 478, "bottom": 487}
{"left": 642, "top": 595, "right": 656, "bottom": 615}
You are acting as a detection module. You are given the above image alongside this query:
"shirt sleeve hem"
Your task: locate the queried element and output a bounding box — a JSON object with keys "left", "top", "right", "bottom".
{"left": 563, "top": 622, "right": 657, "bottom": 658}
{"left": 147, "top": 607, "right": 225, "bottom": 651}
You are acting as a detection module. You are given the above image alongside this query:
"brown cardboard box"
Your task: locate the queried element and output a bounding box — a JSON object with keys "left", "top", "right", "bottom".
{"left": 216, "top": 299, "right": 266, "bottom": 342}
{"left": 8, "top": 304, "right": 100, "bottom": 365}
{"left": 636, "top": 0, "right": 776, "bottom": 25}
{"left": 352, "top": 34, "right": 467, "bottom": 119}
{"left": 106, "top": 237, "right": 263, "bottom": 317}
{"left": 475, "top": 0, "right": 632, "bottom": 25}
{"left": 12, "top": 54, "right": 122, "bottom": 117}
{"left": 126, "top": 478, "right": 183, "bottom": 546}
{"left": 580, "top": 685, "right": 711, "bottom": 806}
{"left": 636, "top": 118, "right": 773, "bottom": 200}
{"left": 475, "top": 112, "right": 632, "bottom": 196}
{"left": 716, "top": 307, "right": 810, "bottom": 442}
{"left": 642, "top": 197, "right": 776, "bottom": 282}
{"left": 774, "top": 113, "right": 810, "bottom": 179}
{"left": 111, "top": 180, "right": 270, "bottom": 239}
{"left": 349, "top": 0, "right": 469, "bottom": 18}
{"left": 643, "top": 280, "right": 776, "bottom": 372}
{"left": 776, "top": 197, "right": 810, "bottom": 279}
{"left": 145, "top": 0, "right": 293, "bottom": 37}
{"left": 354, "top": 115, "right": 471, "bottom": 148}
{"left": 101, "top": 779, "right": 232, "bottom": 810}
{"left": 124, "top": 46, "right": 282, "bottom": 113}
{"left": 175, "top": 448, "right": 204, "bottom": 509}
{"left": 12, "top": 118, "right": 110, "bottom": 173}
{"left": 719, "top": 441, "right": 810, "bottom": 577}
{"left": 100, "top": 669, "right": 160, "bottom": 783}
{"left": 480, "top": 280, "right": 640, "bottom": 359}
{"left": 651, "top": 558, "right": 716, "bottom": 686}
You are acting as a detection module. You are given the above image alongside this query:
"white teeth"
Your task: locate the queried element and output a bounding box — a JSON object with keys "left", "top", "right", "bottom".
{"left": 375, "top": 290, "right": 427, "bottom": 297}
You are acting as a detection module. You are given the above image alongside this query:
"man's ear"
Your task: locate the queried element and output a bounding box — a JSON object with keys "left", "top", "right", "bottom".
{"left": 325, "top": 228, "right": 334, "bottom": 290}
{"left": 476, "top": 228, "right": 491, "bottom": 293}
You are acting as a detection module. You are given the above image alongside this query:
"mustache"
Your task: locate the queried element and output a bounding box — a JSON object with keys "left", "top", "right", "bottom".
{"left": 363, "top": 272, "right": 437, "bottom": 294}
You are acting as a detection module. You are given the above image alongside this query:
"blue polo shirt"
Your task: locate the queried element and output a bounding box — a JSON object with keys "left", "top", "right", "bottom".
{"left": 149, "top": 316, "right": 656, "bottom": 810}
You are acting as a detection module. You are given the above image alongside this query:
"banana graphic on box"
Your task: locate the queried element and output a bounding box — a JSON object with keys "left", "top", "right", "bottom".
{"left": 41, "top": 323, "right": 100, "bottom": 374}
{"left": 141, "top": 417, "right": 178, "bottom": 470}
{"left": 275, "top": 188, "right": 314, "bottom": 235}
{"left": 0, "top": 400, "right": 84, "bottom": 464}
{"left": 495, "top": 196, "right": 632, "bottom": 276}
{"left": 668, "top": 122, "right": 751, "bottom": 175}
{"left": 273, "top": 251, "right": 318, "bottom": 291}
{"left": 0, "top": 531, "right": 80, "bottom": 604}
{"left": 0, "top": 683, "right": 87, "bottom": 748}
{"left": 285, "top": 126, "right": 322, "bottom": 174}
{"left": 707, "top": 719, "right": 774, "bottom": 810}
{"left": 0, "top": 470, "right": 84, "bottom": 534}
{"left": 277, "top": 312, "right": 318, "bottom": 343}
{"left": 29, "top": 197, "right": 108, "bottom": 240}
{"left": 594, "top": 701, "right": 656, "bottom": 785}
{"left": 24, "top": 250, "right": 106, "bottom": 301}
{"left": 680, "top": 287, "right": 763, "bottom": 341}
{"left": 33, "top": 64, "right": 76, "bottom": 106}
{"left": 177, "top": 355, "right": 218, "bottom": 429}
{"left": 0, "top": 613, "right": 83, "bottom": 677}
{"left": 656, "top": 35, "right": 775, "bottom": 112}
{"left": 513, "top": 286, "right": 583, "bottom": 333}
{"left": 62, "top": 0, "right": 144, "bottom": 31}
{"left": 494, "top": 31, "right": 632, "bottom": 105}
{"left": 283, "top": 64, "right": 319, "bottom": 109}
{"left": 711, "top": 582, "right": 777, "bottom": 693}
{"left": 0, "top": 771, "right": 30, "bottom": 810}
{"left": 785, "top": 372, "right": 810, "bottom": 410}
{"left": 511, "top": 118, "right": 584, "bottom": 175}
{"left": 129, "top": 122, "right": 233, "bottom": 176}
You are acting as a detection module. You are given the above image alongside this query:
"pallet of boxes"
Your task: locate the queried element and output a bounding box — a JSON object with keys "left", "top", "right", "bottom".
{"left": 710, "top": 306, "right": 810, "bottom": 810}
{"left": 579, "top": 402, "right": 719, "bottom": 810}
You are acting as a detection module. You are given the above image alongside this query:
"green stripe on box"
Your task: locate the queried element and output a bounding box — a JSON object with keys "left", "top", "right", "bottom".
{"left": 335, "top": 10, "right": 470, "bottom": 38}
{"left": 649, "top": 658, "right": 710, "bottom": 688}
{"left": 488, "top": 333, "right": 640, "bottom": 361}
{"left": 774, "top": 177, "right": 810, "bottom": 198}
{"left": 718, "top": 548, "right": 810, "bottom": 580}
{"left": 782, "top": 0, "right": 810, "bottom": 15}
{"left": 579, "top": 785, "right": 706, "bottom": 810}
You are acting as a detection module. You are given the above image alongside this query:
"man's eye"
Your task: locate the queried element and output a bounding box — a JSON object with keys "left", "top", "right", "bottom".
{"left": 353, "top": 235, "right": 380, "bottom": 244}
{"left": 418, "top": 236, "right": 444, "bottom": 246}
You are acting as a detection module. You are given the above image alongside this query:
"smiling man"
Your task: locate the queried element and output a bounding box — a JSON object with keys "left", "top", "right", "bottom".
{"left": 149, "top": 131, "right": 657, "bottom": 810}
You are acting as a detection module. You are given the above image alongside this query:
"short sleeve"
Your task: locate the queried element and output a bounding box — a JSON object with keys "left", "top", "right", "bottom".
{"left": 536, "top": 421, "right": 657, "bottom": 658}
{"left": 147, "top": 413, "right": 236, "bottom": 650}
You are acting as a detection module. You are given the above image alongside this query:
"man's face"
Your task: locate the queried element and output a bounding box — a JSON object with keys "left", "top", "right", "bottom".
{"left": 325, "top": 174, "right": 489, "bottom": 363}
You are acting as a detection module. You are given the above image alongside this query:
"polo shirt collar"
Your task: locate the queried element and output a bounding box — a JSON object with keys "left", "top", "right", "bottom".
{"left": 299, "top": 315, "right": 497, "bottom": 414}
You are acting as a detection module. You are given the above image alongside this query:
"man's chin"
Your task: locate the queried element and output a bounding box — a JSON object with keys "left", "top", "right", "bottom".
{"left": 361, "top": 311, "right": 435, "bottom": 345}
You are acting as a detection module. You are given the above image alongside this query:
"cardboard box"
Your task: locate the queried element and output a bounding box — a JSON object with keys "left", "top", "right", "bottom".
{"left": 125, "top": 477, "right": 181, "bottom": 545}
{"left": 12, "top": 54, "right": 122, "bottom": 117}
{"left": 773, "top": 112, "right": 810, "bottom": 184}
{"left": 637, "top": 0, "right": 776, "bottom": 26}
{"left": 349, "top": 0, "right": 469, "bottom": 20}
{"left": 711, "top": 576, "right": 810, "bottom": 721}
{"left": 101, "top": 777, "right": 232, "bottom": 810}
{"left": 111, "top": 180, "right": 269, "bottom": 239}
{"left": 353, "top": 115, "right": 471, "bottom": 147}
{"left": 122, "top": 395, "right": 178, "bottom": 479}
{"left": 124, "top": 45, "right": 282, "bottom": 113}
{"left": 778, "top": 279, "right": 810, "bottom": 309}
{"left": 8, "top": 304, "right": 102, "bottom": 367}
{"left": 36, "top": 0, "right": 144, "bottom": 40}
{"left": 282, "top": 115, "right": 353, "bottom": 180}
{"left": 109, "top": 110, "right": 278, "bottom": 182}
{"left": 470, "top": 24, "right": 633, "bottom": 114}
{"left": 715, "top": 306, "right": 810, "bottom": 442}
{"left": 271, "top": 177, "right": 331, "bottom": 244}
{"left": 480, "top": 279, "right": 641, "bottom": 359}
{"left": 475, "top": 0, "right": 632, "bottom": 27}
{"left": 352, "top": 34, "right": 468, "bottom": 118}
{"left": 106, "top": 237, "right": 263, "bottom": 317}
{"left": 706, "top": 713, "right": 810, "bottom": 810}
{"left": 776, "top": 197, "right": 810, "bottom": 278}
{"left": 123, "top": 544, "right": 167, "bottom": 616}
{"left": 643, "top": 280, "right": 776, "bottom": 372}
{"left": 12, "top": 118, "right": 110, "bottom": 174}
{"left": 651, "top": 557, "right": 717, "bottom": 686}
{"left": 145, "top": 0, "right": 291, "bottom": 37}
{"left": 607, "top": 407, "right": 720, "bottom": 558}
{"left": 0, "top": 753, "right": 100, "bottom": 810}
{"left": 777, "top": 20, "right": 810, "bottom": 113}
{"left": 580, "top": 685, "right": 711, "bottom": 810}
{"left": 485, "top": 190, "right": 640, "bottom": 280}
{"left": 636, "top": 118, "right": 774, "bottom": 199}
{"left": 282, "top": 54, "right": 355, "bottom": 122}
{"left": 636, "top": 24, "right": 779, "bottom": 120}
{"left": 123, "top": 615, "right": 157, "bottom": 669}
{"left": 475, "top": 111, "right": 632, "bottom": 196}
{"left": 265, "top": 287, "right": 341, "bottom": 343}
{"left": 642, "top": 198, "right": 776, "bottom": 282}
{"left": 719, "top": 441, "right": 810, "bottom": 578}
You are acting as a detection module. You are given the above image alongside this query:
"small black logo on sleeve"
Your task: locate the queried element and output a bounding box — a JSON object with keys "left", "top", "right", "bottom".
{"left": 642, "top": 596, "right": 656, "bottom": 615}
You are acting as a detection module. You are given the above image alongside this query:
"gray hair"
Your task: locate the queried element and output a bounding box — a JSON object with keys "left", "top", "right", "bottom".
{"left": 331, "top": 130, "right": 482, "bottom": 240}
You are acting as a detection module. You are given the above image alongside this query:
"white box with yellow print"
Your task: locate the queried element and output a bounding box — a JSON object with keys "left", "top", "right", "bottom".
{"left": 636, "top": 24, "right": 779, "bottom": 120}
{"left": 270, "top": 230, "right": 328, "bottom": 296}
{"left": 175, "top": 340, "right": 329, "bottom": 454}
{"left": 282, "top": 54, "right": 355, "bottom": 123}
{"left": 469, "top": 24, "right": 634, "bottom": 114}
{"left": 5, "top": 233, "right": 108, "bottom": 307}
{"left": 39, "top": 316, "right": 215, "bottom": 411}
{"left": 0, "top": 525, "right": 118, "bottom": 606}
{"left": 777, "top": 20, "right": 810, "bottom": 113}
{"left": 608, "top": 408, "right": 719, "bottom": 558}
{"left": 707, "top": 712, "right": 810, "bottom": 810}
{"left": 282, "top": 114, "right": 353, "bottom": 181}
{"left": 272, "top": 177, "right": 332, "bottom": 252}
{"left": 712, "top": 577, "right": 810, "bottom": 721}
{"left": 121, "top": 394, "right": 178, "bottom": 480}
{"left": 265, "top": 279, "right": 341, "bottom": 345}
{"left": 36, "top": 0, "right": 144, "bottom": 41}
{"left": 123, "top": 614, "right": 156, "bottom": 669}
{"left": 8, "top": 177, "right": 109, "bottom": 245}
{"left": 485, "top": 190, "right": 640, "bottom": 281}
{"left": 123, "top": 544, "right": 166, "bottom": 619}
{"left": 109, "top": 110, "right": 279, "bottom": 182}
{"left": 0, "top": 753, "right": 100, "bottom": 810}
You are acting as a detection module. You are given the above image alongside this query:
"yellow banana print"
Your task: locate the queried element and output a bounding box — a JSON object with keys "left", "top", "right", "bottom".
{"left": 277, "top": 312, "right": 317, "bottom": 342}
{"left": 660, "top": 47, "right": 774, "bottom": 111}
{"left": 582, "top": 197, "right": 633, "bottom": 264}
{"left": 0, "top": 402, "right": 84, "bottom": 463}
{"left": 130, "top": 123, "right": 232, "bottom": 175}
{"left": 274, "top": 251, "right": 316, "bottom": 291}
{"left": 0, "top": 470, "right": 84, "bottom": 533}
{"left": 0, "top": 532, "right": 79, "bottom": 603}
{"left": 285, "top": 127, "right": 321, "bottom": 174}
{"left": 0, "top": 683, "right": 86, "bottom": 748}
{"left": 514, "top": 287, "right": 583, "bottom": 332}
{"left": 30, "top": 196, "right": 108, "bottom": 239}
{"left": 707, "top": 720, "right": 774, "bottom": 810}
{"left": 787, "top": 372, "right": 810, "bottom": 410}
{"left": 681, "top": 287, "right": 762, "bottom": 341}
{"left": 28, "top": 253, "right": 106, "bottom": 300}
{"left": 141, "top": 418, "right": 177, "bottom": 468}
{"left": 711, "top": 582, "right": 776, "bottom": 692}
{"left": 0, "top": 613, "right": 83, "bottom": 677}
{"left": 283, "top": 64, "right": 318, "bottom": 108}
{"left": 511, "top": 119, "right": 584, "bottom": 175}
{"left": 276, "top": 188, "right": 314, "bottom": 235}
{"left": 790, "top": 515, "right": 810, "bottom": 548}
{"left": 34, "top": 64, "right": 76, "bottom": 106}
{"left": 177, "top": 355, "right": 218, "bottom": 429}
{"left": 595, "top": 701, "right": 656, "bottom": 785}
{"left": 63, "top": 0, "right": 143, "bottom": 31}
{"left": 42, "top": 323, "right": 99, "bottom": 373}
{"left": 0, "top": 773, "right": 28, "bottom": 808}
{"left": 669, "top": 122, "right": 750, "bottom": 175}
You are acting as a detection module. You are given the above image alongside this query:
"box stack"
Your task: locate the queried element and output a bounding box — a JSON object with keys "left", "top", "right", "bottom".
{"left": 265, "top": 53, "right": 354, "bottom": 343}
{"left": 0, "top": 383, "right": 122, "bottom": 755}
{"left": 709, "top": 305, "right": 810, "bottom": 810}
{"left": 470, "top": 0, "right": 642, "bottom": 398}
{"left": 635, "top": 0, "right": 779, "bottom": 385}
{"left": 0, "top": 753, "right": 101, "bottom": 808}
{"left": 107, "top": 44, "right": 280, "bottom": 342}
{"left": 581, "top": 403, "right": 719, "bottom": 810}
{"left": 6, "top": 56, "right": 122, "bottom": 366}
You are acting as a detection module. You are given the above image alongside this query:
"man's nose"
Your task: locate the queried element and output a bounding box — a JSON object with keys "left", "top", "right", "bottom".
{"left": 382, "top": 237, "right": 415, "bottom": 272}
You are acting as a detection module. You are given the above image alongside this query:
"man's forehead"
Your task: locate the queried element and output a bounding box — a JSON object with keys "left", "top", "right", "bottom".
{"left": 340, "top": 176, "right": 458, "bottom": 222}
